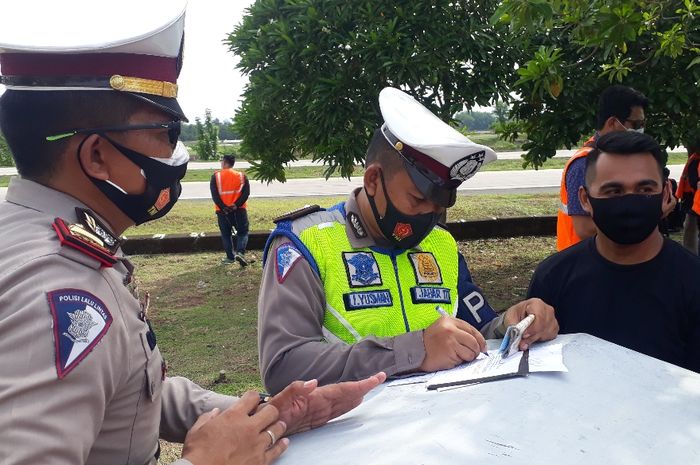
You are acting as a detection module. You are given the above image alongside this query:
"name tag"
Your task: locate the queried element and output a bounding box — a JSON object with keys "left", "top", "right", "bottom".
{"left": 343, "top": 290, "right": 393, "bottom": 310}
{"left": 410, "top": 286, "right": 451, "bottom": 304}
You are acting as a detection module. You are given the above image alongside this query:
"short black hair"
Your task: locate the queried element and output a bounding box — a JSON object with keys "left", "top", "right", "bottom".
{"left": 222, "top": 154, "right": 236, "bottom": 166}
{"left": 595, "top": 85, "right": 649, "bottom": 130}
{"left": 585, "top": 131, "right": 666, "bottom": 187}
{"left": 0, "top": 90, "right": 146, "bottom": 181}
{"left": 364, "top": 129, "right": 404, "bottom": 179}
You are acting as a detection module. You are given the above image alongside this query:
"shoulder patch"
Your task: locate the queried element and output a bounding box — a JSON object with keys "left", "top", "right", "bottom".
{"left": 53, "top": 217, "right": 117, "bottom": 267}
{"left": 46, "top": 289, "right": 113, "bottom": 379}
{"left": 273, "top": 204, "right": 322, "bottom": 224}
{"left": 275, "top": 242, "right": 304, "bottom": 283}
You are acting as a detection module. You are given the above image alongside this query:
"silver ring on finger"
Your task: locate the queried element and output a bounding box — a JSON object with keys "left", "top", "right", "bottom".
{"left": 265, "top": 429, "right": 277, "bottom": 448}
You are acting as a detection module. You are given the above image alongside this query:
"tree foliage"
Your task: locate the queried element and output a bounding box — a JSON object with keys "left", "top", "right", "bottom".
{"left": 194, "top": 109, "right": 220, "bottom": 161}
{"left": 493, "top": 0, "right": 700, "bottom": 167}
{"left": 454, "top": 110, "right": 496, "bottom": 131}
{"left": 227, "top": 0, "right": 518, "bottom": 182}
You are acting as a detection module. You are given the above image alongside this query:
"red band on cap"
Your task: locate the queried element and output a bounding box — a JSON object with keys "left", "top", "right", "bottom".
{"left": 402, "top": 144, "right": 451, "bottom": 183}
{"left": 1, "top": 53, "right": 178, "bottom": 82}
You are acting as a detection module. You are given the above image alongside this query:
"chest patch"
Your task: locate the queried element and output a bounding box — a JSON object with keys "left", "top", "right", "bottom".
{"left": 276, "top": 242, "right": 303, "bottom": 284}
{"left": 343, "top": 290, "right": 393, "bottom": 310}
{"left": 408, "top": 252, "right": 443, "bottom": 284}
{"left": 47, "top": 289, "right": 113, "bottom": 379}
{"left": 343, "top": 252, "right": 382, "bottom": 287}
{"left": 411, "top": 286, "right": 452, "bottom": 305}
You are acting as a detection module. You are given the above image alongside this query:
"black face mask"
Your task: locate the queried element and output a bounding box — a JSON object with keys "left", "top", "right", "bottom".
{"left": 587, "top": 192, "right": 663, "bottom": 245}
{"left": 78, "top": 136, "right": 188, "bottom": 225}
{"left": 366, "top": 171, "right": 441, "bottom": 249}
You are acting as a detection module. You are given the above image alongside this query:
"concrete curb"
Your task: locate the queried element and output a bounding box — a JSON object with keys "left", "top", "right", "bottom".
{"left": 121, "top": 216, "right": 557, "bottom": 255}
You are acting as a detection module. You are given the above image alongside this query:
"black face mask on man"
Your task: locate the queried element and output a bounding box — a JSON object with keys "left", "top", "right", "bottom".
{"left": 365, "top": 171, "right": 441, "bottom": 249}
{"left": 78, "top": 136, "right": 189, "bottom": 225}
{"left": 586, "top": 191, "right": 663, "bottom": 245}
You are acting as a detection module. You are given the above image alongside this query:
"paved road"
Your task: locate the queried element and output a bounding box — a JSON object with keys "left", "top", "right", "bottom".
{"left": 0, "top": 159, "right": 685, "bottom": 202}
{"left": 2, "top": 147, "right": 687, "bottom": 176}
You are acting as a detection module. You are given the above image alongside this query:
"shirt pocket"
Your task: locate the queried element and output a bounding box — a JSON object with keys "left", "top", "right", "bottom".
{"left": 140, "top": 331, "right": 164, "bottom": 402}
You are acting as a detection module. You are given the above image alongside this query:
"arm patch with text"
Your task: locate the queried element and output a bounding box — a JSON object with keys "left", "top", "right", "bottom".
{"left": 47, "top": 289, "right": 113, "bottom": 379}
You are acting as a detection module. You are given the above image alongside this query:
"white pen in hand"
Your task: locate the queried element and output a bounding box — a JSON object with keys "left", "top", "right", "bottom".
{"left": 435, "top": 305, "right": 489, "bottom": 358}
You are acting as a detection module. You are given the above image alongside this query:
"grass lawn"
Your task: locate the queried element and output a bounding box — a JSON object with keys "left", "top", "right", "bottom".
{"left": 126, "top": 193, "right": 561, "bottom": 236}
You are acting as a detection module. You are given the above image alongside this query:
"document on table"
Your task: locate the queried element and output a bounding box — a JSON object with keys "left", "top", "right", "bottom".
{"left": 426, "top": 350, "right": 529, "bottom": 390}
{"left": 386, "top": 342, "right": 568, "bottom": 390}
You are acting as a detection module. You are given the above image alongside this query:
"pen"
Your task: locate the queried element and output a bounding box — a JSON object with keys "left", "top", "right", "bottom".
{"left": 435, "top": 305, "right": 489, "bottom": 358}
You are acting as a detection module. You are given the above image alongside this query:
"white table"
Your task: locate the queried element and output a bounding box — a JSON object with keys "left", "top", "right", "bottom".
{"left": 278, "top": 334, "right": 700, "bottom": 464}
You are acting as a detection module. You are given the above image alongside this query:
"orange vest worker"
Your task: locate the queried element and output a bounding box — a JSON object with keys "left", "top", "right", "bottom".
{"left": 676, "top": 153, "right": 700, "bottom": 216}
{"left": 214, "top": 168, "right": 247, "bottom": 211}
{"left": 556, "top": 136, "right": 596, "bottom": 251}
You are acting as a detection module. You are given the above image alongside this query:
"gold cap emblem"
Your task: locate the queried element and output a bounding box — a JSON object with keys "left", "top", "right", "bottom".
{"left": 394, "top": 141, "right": 404, "bottom": 151}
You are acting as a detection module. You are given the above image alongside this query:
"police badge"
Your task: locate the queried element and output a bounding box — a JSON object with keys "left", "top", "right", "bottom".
{"left": 449, "top": 151, "right": 486, "bottom": 182}
{"left": 343, "top": 252, "right": 382, "bottom": 287}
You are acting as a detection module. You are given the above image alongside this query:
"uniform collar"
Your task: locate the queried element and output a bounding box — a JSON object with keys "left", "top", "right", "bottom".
{"left": 6, "top": 177, "right": 90, "bottom": 221}
{"left": 344, "top": 188, "right": 389, "bottom": 249}
{"left": 5, "top": 177, "right": 124, "bottom": 258}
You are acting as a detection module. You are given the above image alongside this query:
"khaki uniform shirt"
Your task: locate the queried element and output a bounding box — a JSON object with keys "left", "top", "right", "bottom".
{"left": 0, "top": 178, "right": 235, "bottom": 465}
{"left": 258, "top": 189, "right": 505, "bottom": 394}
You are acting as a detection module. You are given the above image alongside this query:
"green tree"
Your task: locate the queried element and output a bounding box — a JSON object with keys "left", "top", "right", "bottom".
{"left": 454, "top": 110, "right": 496, "bottom": 131}
{"left": 228, "top": 0, "right": 518, "bottom": 182}
{"left": 194, "top": 109, "right": 220, "bottom": 161}
{"left": 0, "top": 132, "right": 13, "bottom": 167}
{"left": 492, "top": 0, "right": 700, "bottom": 167}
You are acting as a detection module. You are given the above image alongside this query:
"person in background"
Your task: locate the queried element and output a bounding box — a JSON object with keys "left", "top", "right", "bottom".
{"left": 210, "top": 154, "right": 252, "bottom": 266}
{"left": 557, "top": 85, "right": 649, "bottom": 250}
{"left": 676, "top": 144, "right": 700, "bottom": 254}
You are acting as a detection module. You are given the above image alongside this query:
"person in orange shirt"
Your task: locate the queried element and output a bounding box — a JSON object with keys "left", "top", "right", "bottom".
{"left": 557, "top": 85, "right": 649, "bottom": 250}
{"left": 210, "top": 154, "right": 251, "bottom": 265}
{"left": 676, "top": 144, "right": 700, "bottom": 254}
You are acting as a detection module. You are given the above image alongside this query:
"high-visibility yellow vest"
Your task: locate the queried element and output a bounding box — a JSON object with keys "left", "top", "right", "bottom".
{"left": 297, "top": 215, "right": 459, "bottom": 344}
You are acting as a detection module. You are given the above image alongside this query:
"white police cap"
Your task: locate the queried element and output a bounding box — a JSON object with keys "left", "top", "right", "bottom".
{"left": 378, "top": 87, "right": 497, "bottom": 207}
{"left": 0, "top": 0, "right": 188, "bottom": 120}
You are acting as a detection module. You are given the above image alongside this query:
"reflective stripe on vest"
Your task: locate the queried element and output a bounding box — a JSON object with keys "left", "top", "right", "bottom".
{"left": 676, "top": 153, "right": 700, "bottom": 215}
{"left": 298, "top": 220, "right": 459, "bottom": 344}
{"left": 556, "top": 137, "right": 596, "bottom": 251}
{"left": 214, "top": 169, "right": 247, "bottom": 211}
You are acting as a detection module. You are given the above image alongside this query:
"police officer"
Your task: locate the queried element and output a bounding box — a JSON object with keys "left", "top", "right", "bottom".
{"left": 0, "top": 2, "right": 384, "bottom": 464}
{"left": 257, "top": 87, "right": 559, "bottom": 395}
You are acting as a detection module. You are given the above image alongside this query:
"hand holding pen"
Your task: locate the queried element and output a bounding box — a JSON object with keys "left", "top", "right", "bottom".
{"left": 418, "top": 306, "right": 489, "bottom": 373}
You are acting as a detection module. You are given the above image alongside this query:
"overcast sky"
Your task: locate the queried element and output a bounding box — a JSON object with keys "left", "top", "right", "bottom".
{"left": 177, "top": 0, "right": 255, "bottom": 121}
{"left": 0, "top": 0, "right": 255, "bottom": 122}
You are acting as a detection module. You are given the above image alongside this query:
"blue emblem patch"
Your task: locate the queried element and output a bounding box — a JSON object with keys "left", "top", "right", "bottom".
{"left": 46, "top": 289, "right": 112, "bottom": 379}
{"left": 276, "top": 242, "right": 303, "bottom": 284}
{"left": 410, "top": 287, "right": 452, "bottom": 305}
{"left": 343, "top": 290, "right": 393, "bottom": 310}
{"left": 343, "top": 252, "right": 382, "bottom": 287}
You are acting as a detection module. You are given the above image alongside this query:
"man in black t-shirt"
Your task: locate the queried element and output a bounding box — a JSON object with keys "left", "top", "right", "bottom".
{"left": 528, "top": 132, "right": 700, "bottom": 373}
